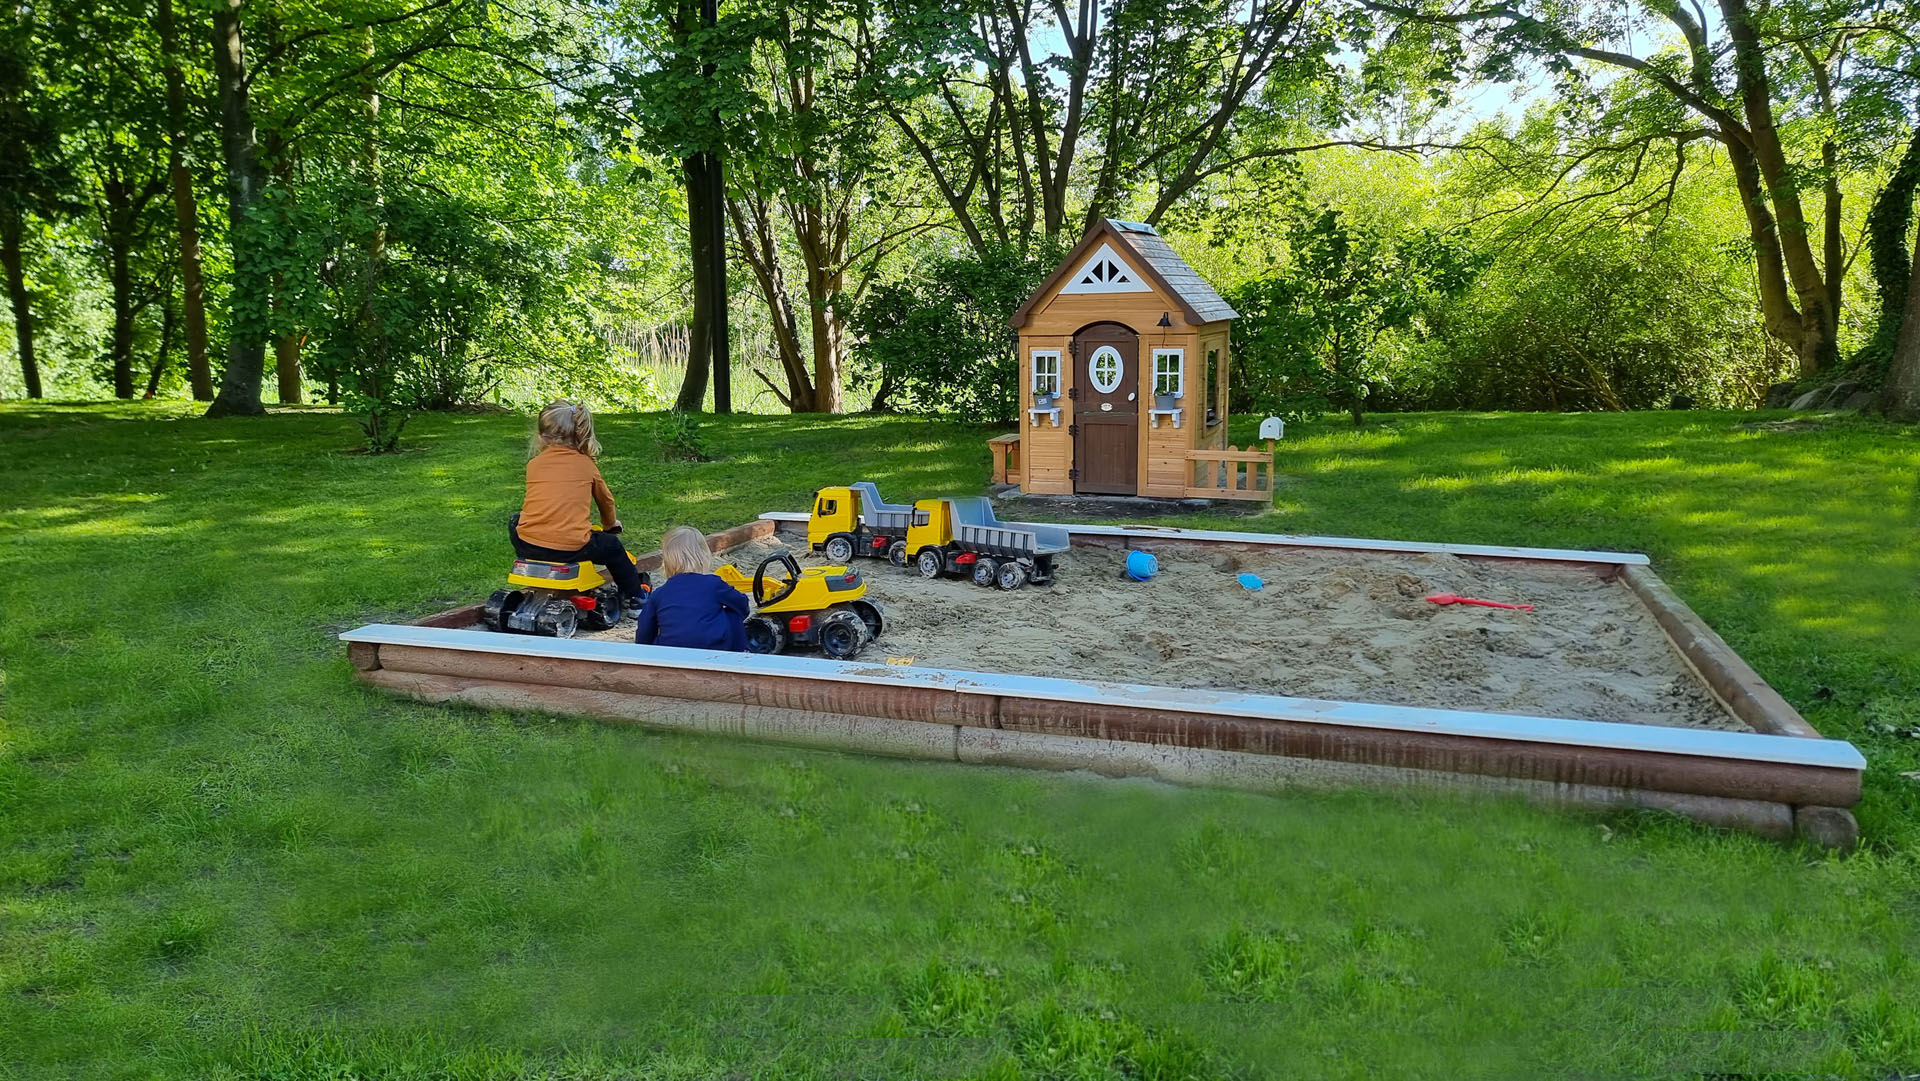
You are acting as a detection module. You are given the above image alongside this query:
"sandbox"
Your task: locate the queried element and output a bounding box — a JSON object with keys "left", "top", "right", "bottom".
{"left": 341, "top": 515, "right": 1866, "bottom": 848}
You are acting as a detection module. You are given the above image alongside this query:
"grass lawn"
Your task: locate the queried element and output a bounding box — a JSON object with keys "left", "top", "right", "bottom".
{"left": 3, "top": 402, "right": 1918, "bottom": 1079}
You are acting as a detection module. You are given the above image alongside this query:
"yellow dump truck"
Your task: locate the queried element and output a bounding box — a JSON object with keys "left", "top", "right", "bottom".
{"left": 807, "top": 481, "right": 914, "bottom": 564}
{"left": 902, "top": 497, "right": 1068, "bottom": 590}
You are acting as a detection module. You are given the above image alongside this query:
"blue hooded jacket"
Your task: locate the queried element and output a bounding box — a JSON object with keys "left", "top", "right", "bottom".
{"left": 634, "top": 573, "right": 751, "bottom": 652}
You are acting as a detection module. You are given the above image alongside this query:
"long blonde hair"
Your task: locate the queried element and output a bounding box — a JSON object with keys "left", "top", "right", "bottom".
{"left": 531, "top": 401, "right": 601, "bottom": 458}
{"left": 661, "top": 525, "right": 713, "bottom": 576}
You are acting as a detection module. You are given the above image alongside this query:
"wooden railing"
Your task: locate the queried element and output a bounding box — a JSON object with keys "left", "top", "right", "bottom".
{"left": 1185, "top": 445, "right": 1276, "bottom": 501}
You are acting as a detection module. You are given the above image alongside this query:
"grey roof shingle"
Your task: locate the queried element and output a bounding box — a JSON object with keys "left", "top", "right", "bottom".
{"left": 1109, "top": 220, "right": 1239, "bottom": 323}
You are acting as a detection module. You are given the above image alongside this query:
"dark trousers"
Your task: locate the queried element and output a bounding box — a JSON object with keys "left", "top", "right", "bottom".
{"left": 509, "top": 516, "right": 645, "bottom": 600}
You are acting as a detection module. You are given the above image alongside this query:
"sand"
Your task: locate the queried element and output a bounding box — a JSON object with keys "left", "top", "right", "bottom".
{"left": 587, "top": 533, "right": 1745, "bottom": 731}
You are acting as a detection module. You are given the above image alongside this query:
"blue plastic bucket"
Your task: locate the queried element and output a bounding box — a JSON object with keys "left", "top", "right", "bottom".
{"left": 1125, "top": 550, "right": 1158, "bottom": 581}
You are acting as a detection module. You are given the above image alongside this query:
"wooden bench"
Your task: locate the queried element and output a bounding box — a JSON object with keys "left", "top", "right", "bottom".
{"left": 987, "top": 433, "right": 1022, "bottom": 485}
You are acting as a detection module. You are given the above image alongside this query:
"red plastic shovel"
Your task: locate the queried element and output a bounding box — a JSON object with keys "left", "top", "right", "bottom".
{"left": 1426, "top": 593, "right": 1534, "bottom": 612}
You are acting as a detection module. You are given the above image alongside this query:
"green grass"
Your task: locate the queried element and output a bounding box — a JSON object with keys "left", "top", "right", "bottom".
{"left": 2, "top": 403, "right": 1917, "bottom": 1079}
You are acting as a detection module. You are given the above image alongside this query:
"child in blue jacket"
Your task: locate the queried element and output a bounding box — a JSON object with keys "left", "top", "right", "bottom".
{"left": 635, "top": 526, "right": 750, "bottom": 651}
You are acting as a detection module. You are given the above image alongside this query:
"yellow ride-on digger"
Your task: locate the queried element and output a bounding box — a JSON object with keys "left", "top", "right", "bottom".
{"left": 717, "top": 551, "right": 884, "bottom": 659}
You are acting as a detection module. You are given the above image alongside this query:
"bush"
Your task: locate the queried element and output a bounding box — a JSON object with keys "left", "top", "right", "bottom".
{"left": 852, "top": 242, "right": 1065, "bottom": 423}
{"left": 1409, "top": 228, "right": 1786, "bottom": 411}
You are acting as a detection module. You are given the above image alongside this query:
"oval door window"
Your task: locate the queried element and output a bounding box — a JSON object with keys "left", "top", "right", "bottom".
{"left": 1089, "top": 346, "right": 1123, "bottom": 393}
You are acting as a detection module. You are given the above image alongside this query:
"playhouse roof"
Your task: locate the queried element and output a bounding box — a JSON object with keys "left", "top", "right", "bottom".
{"left": 1009, "top": 219, "right": 1238, "bottom": 328}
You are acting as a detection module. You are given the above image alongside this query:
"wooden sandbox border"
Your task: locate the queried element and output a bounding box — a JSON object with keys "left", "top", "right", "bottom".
{"left": 344, "top": 517, "right": 1865, "bottom": 849}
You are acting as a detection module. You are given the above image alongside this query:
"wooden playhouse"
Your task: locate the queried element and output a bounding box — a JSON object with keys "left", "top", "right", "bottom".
{"left": 998, "top": 219, "right": 1273, "bottom": 500}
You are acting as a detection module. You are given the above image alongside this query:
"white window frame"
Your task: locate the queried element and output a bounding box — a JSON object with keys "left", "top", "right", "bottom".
{"left": 1030, "top": 350, "right": 1061, "bottom": 397}
{"left": 1153, "top": 347, "right": 1185, "bottom": 398}
{"left": 1088, "top": 346, "right": 1125, "bottom": 393}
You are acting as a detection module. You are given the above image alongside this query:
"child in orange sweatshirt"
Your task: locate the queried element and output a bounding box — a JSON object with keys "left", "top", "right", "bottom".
{"left": 509, "top": 402, "right": 646, "bottom": 610}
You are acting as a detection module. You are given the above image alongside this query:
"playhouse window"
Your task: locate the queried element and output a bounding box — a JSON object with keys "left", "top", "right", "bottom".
{"left": 1031, "top": 351, "right": 1060, "bottom": 397}
{"left": 1089, "top": 346, "right": 1124, "bottom": 393}
{"left": 1153, "top": 349, "right": 1184, "bottom": 398}
{"left": 1205, "top": 348, "right": 1220, "bottom": 424}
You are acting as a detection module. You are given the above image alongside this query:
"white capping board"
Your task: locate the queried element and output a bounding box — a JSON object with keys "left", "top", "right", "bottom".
{"left": 340, "top": 624, "right": 1864, "bottom": 771}
{"left": 758, "top": 512, "right": 1651, "bottom": 567}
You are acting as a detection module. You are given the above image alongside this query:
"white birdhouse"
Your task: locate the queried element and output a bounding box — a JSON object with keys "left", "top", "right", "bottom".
{"left": 1258, "top": 416, "right": 1284, "bottom": 441}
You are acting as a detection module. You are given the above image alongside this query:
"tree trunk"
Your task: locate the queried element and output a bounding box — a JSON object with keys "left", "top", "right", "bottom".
{"left": 157, "top": 0, "right": 213, "bottom": 400}
{"left": 109, "top": 227, "right": 137, "bottom": 398}
{"left": 206, "top": 0, "right": 268, "bottom": 417}
{"left": 270, "top": 139, "right": 302, "bottom": 403}
{"left": 726, "top": 191, "right": 814, "bottom": 410}
{"left": 675, "top": 154, "right": 714, "bottom": 412}
{"left": 1, "top": 211, "right": 42, "bottom": 399}
{"left": 1863, "top": 126, "right": 1920, "bottom": 367}
{"left": 274, "top": 320, "right": 302, "bottom": 402}
{"left": 145, "top": 296, "right": 176, "bottom": 398}
{"left": 1719, "top": 0, "right": 1836, "bottom": 376}
{"left": 702, "top": 14, "right": 731, "bottom": 416}
{"left": 1882, "top": 227, "right": 1920, "bottom": 419}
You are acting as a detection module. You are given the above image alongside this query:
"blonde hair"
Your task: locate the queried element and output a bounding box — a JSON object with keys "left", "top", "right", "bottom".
{"left": 531, "top": 400, "right": 600, "bottom": 458}
{"left": 661, "top": 525, "right": 712, "bottom": 576}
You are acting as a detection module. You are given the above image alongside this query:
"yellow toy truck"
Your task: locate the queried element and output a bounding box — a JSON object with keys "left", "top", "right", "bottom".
{"left": 717, "top": 551, "right": 883, "bottom": 659}
{"left": 807, "top": 482, "right": 914, "bottom": 564}
{"left": 902, "top": 497, "right": 1068, "bottom": 590}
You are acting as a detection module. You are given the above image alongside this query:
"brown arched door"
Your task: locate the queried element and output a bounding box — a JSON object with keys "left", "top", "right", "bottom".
{"left": 1072, "top": 322, "right": 1138, "bottom": 495}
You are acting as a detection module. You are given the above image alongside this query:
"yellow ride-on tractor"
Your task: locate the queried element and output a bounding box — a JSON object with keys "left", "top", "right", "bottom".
{"left": 484, "top": 527, "right": 650, "bottom": 638}
{"left": 717, "top": 551, "right": 883, "bottom": 659}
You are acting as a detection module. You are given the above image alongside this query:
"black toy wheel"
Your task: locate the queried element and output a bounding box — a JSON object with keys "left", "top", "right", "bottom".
{"left": 996, "top": 561, "right": 1028, "bottom": 591}
{"left": 581, "top": 585, "right": 622, "bottom": 630}
{"left": 888, "top": 540, "right": 908, "bottom": 568}
{"left": 483, "top": 589, "right": 523, "bottom": 632}
{"left": 824, "top": 534, "right": 856, "bottom": 563}
{"left": 850, "top": 599, "right": 885, "bottom": 640}
{"left": 817, "top": 611, "right": 868, "bottom": 659}
{"left": 971, "top": 557, "right": 998, "bottom": 587}
{"left": 537, "top": 598, "right": 580, "bottom": 638}
{"left": 744, "top": 616, "right": 786, "bottom": 655}
{"left": 916, "top": 548, "right": 945, "bottom": 579}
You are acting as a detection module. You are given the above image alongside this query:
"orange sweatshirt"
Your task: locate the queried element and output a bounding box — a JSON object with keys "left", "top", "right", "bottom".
{"left": 517, "top": 445, "right": 617, "bottom": 550}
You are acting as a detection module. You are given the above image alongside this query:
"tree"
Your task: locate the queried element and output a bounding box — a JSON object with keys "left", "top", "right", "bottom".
{"left": 1881, "top": 121, "right": 1920, "bottom": 416}
{"left": 723, "top": 0, "right": 940, "bottom": 413}
{"left": 592, "top": 0, "right": 758, "bottom": 412}
{"left": 0, "top": 19, "right": 79, "bottom": 400}
{"left": 204, "top": 0, "right": 269, "bottom": 417}
{"left": 1230, "top": 205, "right": 1477, "bottom": 423}
{"left": 861, "top": 0, "right": 1349, "bottom": 256}
{"left": 852, "top": 242, "right": 1061, "bottom": 419}
{"left": 1366, "top": 0, "right": 1918, "bottom": 378}
{"left": 156, "top": 0, "right": 213, "bottom": 400}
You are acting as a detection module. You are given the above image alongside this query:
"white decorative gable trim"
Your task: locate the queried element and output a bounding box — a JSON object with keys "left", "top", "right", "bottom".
{"left": 1059, "top": 242, "right": 1150, "bottom": 294}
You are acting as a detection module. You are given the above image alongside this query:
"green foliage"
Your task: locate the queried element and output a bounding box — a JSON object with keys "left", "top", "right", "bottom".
{"left": 652, "top": 409, "right": 709, "bottom": 460}
{"left": 1410, "top": 225, "right": 1789, "bottom": 411}
{"left": 852, "top": 243, "right": 1064, "bottom": 422}
{"left": 1229, "top": 205, "right": 1478, "bottom": 423}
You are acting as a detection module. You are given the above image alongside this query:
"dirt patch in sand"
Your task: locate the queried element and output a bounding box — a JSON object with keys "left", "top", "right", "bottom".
{"left": 585, "top": 532, "right": 1744, "bottom": 731}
